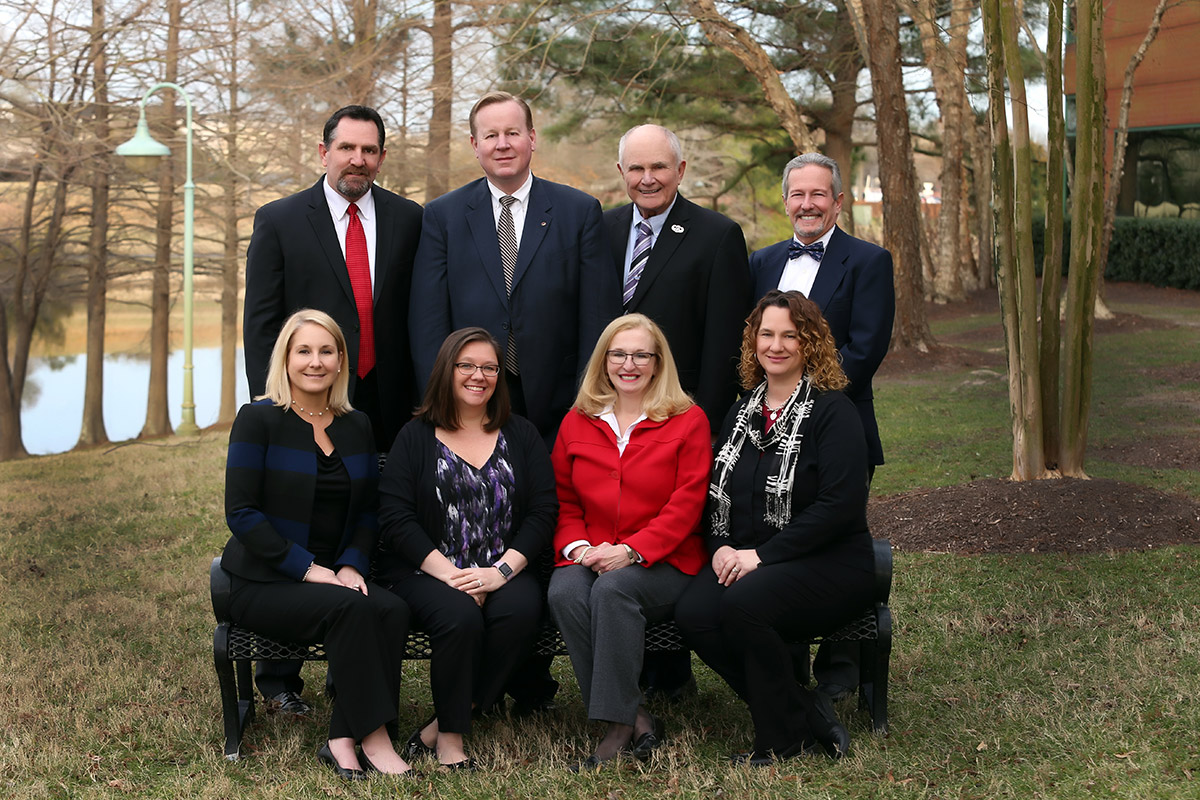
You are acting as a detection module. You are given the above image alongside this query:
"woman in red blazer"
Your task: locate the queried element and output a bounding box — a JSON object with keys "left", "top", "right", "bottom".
{"left": 548, "top": 313, "right": 710, "bottom": 772}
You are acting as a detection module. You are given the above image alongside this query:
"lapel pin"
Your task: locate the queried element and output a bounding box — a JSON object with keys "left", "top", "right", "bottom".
{"left": 541, "top": 221, "right": 548, "bottom": 227}
{"left": 671, "top": 224, "right": 684, "bottom": 233}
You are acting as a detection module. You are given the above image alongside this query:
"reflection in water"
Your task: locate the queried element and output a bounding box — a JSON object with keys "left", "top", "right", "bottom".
{"left": 21, "top": 347, "right": 248, "bottom": 455}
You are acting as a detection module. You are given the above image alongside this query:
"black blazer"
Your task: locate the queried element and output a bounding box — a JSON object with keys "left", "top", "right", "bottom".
{"left": 374, "top": 415, "right": 557, "bottom": 584}
{"left": 708, "top": 389, "right": 872, "bottom": 567}
{"left": 222, "top": 400, "right": 380, "bottom": 583}
{"left": 749, "top": 227, "right": 895, "bottom": 465}
{"left": 243, "top": 179, "right": 424, "bottom": 450}
{"left": 409, "top": 176, "right": 620, "bottom": 441}
{"left": 604, "top": 195, "right": 752, "bottom": 432}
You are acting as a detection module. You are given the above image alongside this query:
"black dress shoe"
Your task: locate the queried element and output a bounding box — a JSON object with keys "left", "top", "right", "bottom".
{"left": 402, "top": 715, "right": 437, "bottom": 761}
{"left": 568, "top": 747, "right": 630, "bottom": 773}
{"left": 816, "top": 682, "right": 854, "bottom": 703}
{"left": 511, "top": 697, "right": 557, "bottom": 718}
{"left": 730, "top": 740, "right": 821, "bottom": 766}
{"left": 316, "top": 743, "right": 367, "bottom": 781}
{"left": 809, "top": 691, "right": 851, "bottom": 759}
{"left": 269, "top": 691, "right": 311, "bottom": 716}
{"left": 630, "top": 715, "right": 665, "bottom": 761}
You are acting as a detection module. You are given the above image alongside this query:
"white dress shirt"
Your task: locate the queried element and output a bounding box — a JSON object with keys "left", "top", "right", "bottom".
{"left": 777, "top": 225, "right": 837, "bottom": 298}
{"left": 323, "top": 179, "right": 379, "bottom": 288}
{"left": 621, "top": 195, "right": 679, "bottom": 283}
{"left": 486, "top": 172, "right": 534, "bottom": 245}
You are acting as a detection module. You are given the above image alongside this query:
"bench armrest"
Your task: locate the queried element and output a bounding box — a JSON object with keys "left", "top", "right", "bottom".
{"left": 872, "top": 538, "right": 893, "bottom": 605}
{"left": 211, "top": 557, "right": 233, "bottom": 622}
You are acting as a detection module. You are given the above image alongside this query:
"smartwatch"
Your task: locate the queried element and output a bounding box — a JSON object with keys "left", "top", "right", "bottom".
{"left": 495, "top": 561, "right": 513, "bottom": 581}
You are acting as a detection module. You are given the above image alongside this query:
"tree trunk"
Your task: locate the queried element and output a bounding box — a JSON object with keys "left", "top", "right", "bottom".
{"left": 858, "top": 0, "right": 934, "bottom": 352}
{"left": 141, "top": 0, "right": 182, "bottom": 439}
{"left": 997, "top": 0, "right": 1047, "bottom": 480}
{"left": 907, "top": 0, "right": 967, "bottom": 304}
{"left": 1038, "top": 0, "right": 1065, "bottom": 471}
{"left": 219, "top": 9, "right": 242, "bottom": 424}
{"left": 1060, "top": 0, "right": 1107, "bottom": 477}
{"left": 79, "top": 0, "right": 110, "bottom": 448}
{"left": 819, "top": 2, "right": 864, "bottom": 236}
{"left": 424, "top": 0, "right": 453, "bottom": 201}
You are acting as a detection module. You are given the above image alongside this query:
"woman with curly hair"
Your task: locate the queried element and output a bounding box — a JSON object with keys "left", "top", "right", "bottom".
{"left": 675, "top": 290, "right": 875, "bottom": 765}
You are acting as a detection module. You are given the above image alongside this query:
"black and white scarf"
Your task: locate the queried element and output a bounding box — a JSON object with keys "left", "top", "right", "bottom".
{"left": 709, "top": 376, "right": 815, "bottom": 535}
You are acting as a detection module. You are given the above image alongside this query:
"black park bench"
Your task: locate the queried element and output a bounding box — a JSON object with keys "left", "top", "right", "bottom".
{"left": 210, "top": 539, "right": 893, "bottom": 759}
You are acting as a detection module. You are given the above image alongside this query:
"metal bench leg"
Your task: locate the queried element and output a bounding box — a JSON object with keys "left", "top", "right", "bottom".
{"left": 872, "top": 607, "right": 892, "bottom": 734}
{"left": 213, "top": 624, "right": 244, "bottom": 760}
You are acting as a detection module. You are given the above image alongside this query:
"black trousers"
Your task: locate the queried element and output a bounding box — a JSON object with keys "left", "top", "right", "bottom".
{"left": 675, "top": 560, "right": 872, "bottom": 753}
{"left": 230, "top": 578, "right": 410, "bottom": 741}
{"left": 384, "top": 571, "right": 542, "bottom": 733}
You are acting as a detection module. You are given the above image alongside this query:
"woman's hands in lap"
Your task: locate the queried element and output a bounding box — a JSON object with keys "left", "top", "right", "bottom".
{"left": 301, "top": 564, "right": 369, "bottom": 594}
{"left": 449, "top": 566, "right": 503, "bottom": 606}
{"left": 712, "top": 545, "right": 760, "bottom": 586}
{"left": 581, "top": 542, "right": 632, "bottom": 575}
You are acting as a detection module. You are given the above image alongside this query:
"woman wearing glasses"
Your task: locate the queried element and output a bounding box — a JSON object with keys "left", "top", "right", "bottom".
{"left": 548, "top": 314, "right": 711, "bottom": 771}
{"left": 375, "top": 327, "right": 557, "bottom": 770}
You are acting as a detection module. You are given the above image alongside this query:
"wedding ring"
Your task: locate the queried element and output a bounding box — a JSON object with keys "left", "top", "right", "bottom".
{"left": 477, "top": 579, "right": 482, "bottom": 588}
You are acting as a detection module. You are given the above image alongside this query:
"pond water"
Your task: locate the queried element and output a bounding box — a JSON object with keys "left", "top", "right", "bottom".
{"left": 21, "top": 347, "right": 248, "bottom": 455}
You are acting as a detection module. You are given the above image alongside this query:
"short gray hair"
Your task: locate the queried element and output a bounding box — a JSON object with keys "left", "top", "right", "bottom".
{"left": 618, "top": 124, "right": 683, "bottom": 168}
{"left": 782, "top": 153, "right": 842, "bottom": 198}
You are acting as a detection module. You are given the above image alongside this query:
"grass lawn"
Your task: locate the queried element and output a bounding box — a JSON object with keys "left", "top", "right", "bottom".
{"left": 3, "top": 285, "right": 1199, "bottom": 798}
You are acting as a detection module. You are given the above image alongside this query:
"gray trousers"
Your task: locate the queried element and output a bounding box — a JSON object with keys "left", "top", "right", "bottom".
{"left": 548, "top": 562, "right": 692, "bottom": 725}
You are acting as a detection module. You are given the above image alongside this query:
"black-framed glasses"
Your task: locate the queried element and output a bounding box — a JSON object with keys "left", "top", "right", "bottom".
{"left": 605, "top": 350, "right": 658, "bottom": 366}
{"left": 454, "top": 362, "right": 501, "bottom": 377}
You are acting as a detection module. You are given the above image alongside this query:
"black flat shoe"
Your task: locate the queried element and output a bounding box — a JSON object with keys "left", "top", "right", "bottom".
{"left": 316, "top": 743, "right": 367, "bottom": 781}
{"left": 568, "top": 747, "right": 630, "bottom": 773}
{"left": 809, "top": 692, "right": 851, "bottom": 759}
{"left": 358, "top": 750, "right": 420, "bottom": 779}
{"left": 438, "top": 758, "right": 478, "bottom": 771}
{"left": 630, "top": 714, "right": 665, "bottom": 761}
{"left": 402, "top": 714, "right": 437, "bottom": 761}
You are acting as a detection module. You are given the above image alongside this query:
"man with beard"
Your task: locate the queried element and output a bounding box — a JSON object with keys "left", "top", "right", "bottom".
{"left": 242, "top": 104, "right": 422, "bottom": 715}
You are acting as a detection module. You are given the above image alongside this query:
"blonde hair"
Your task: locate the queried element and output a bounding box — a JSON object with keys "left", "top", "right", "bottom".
{"left": 258, "top": 309, "right": 354, "bottom": 415}
{"left": 573, "top": 313, "right": 693, "bottom": 421}
{"left": 738, "top": 290, "right": 849, "bottom": 392}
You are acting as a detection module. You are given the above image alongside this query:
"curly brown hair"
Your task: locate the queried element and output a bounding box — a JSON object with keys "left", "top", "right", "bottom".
{"left": 738, "top": 290, "right": 849, "bottom": 391}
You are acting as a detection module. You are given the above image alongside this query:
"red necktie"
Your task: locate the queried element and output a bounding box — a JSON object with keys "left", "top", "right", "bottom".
{"left": 345, "top": 203, "right": 375, "bottom": 377}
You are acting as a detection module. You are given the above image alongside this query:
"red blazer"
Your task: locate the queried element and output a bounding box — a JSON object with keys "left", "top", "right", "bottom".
{"left": 551, "top": 403, "right": 711, "bottom": 574}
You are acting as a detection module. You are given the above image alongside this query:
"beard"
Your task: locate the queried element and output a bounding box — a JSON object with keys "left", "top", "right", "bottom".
{"left": 336, "top": 171, "right": 371, "bottom": 200}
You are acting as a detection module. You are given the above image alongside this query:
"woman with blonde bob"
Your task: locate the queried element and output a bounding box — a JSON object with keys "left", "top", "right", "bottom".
{"left": 222, "top": 309, "right": 415, "bottom": 780}
{"left": 548, "top": 313, "right": 711, "bottom": 771}
{"left": 675, "top": 290, "right": 874, "bottom": 766}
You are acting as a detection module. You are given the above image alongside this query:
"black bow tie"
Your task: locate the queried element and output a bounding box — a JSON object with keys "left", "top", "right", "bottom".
{"left": 788, "top": 240, "right": 825, "bottom": 262}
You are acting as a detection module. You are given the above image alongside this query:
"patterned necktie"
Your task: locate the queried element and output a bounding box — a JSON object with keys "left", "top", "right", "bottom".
{"left": 623, "top": 221, "right": 653, "bottom": 307}
{"left": 345, "top": 203, "right": 374, "bottom": 377}
{"left": 498, "top": 195, "right": 520, "bottom": 375}
{"left": 788, "top": 239, "right": 825, "bottom": 263}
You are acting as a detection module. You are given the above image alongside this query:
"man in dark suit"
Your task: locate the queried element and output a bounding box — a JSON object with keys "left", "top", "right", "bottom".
{"left": 750, "top": 152, "right": 895, "bottom": 700}
{"left": 604, "top": 124, "right": 752, "bottom": 701}
{"left": 409, "top": 91, "right": 618, "bottom": 713}
{"left": 604, "top": 124, "right": 751, "bottom": 431}
{"left": 242, "top": 105, "right": 422, "bottom": 712}
{"left": 409, "top": 91, "right": 618, "bottom": 446}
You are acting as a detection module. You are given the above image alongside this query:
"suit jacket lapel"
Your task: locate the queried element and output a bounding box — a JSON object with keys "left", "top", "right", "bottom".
{"left": 306, "top": 180, "right": 356, "bottom": 307}
{"left": 606, "top": 204, "right": 634, "bottom": 283}
{"left": 371, "top": 185, "right": 392, "bottom": 305}
{"left": 512, "top": 176, "right": 550, "bottom": 291}
{"left": 808, "top": 226, "right": 848, "bottom": 309}
{"left": 464, "top": 179, "right": 510, "bottom": 304}
{"left": 628, "top": 196, "right": 689, "bottom": 310}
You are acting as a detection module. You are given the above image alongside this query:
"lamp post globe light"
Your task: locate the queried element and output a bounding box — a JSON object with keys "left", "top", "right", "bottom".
{"left": 116, "top": 82, "right": 199, "bottom": 436}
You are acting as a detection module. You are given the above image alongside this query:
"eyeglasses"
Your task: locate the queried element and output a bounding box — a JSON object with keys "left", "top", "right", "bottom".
{"left": 605, "top": 350, "right": 658, "bottom": 366}
{"left": 454, "top": 362, "right": 501, "bottom": 377}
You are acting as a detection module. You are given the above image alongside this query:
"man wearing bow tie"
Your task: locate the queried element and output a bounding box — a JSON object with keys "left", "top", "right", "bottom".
{"left": 604, "top": 124, "right": 751, "bottom": 434}
{"left": 750, "top": 152, "right": 895, "bottom": 701}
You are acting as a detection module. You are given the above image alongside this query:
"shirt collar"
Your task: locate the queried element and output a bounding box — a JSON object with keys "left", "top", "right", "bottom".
{"left": 791, "top": 223, "right": 836, "bottom": 251}
{"left": 633, "top": 194, "right": 679, "bottom": 238}
{"left": 486, "top": 172, "right": 534, "bottom": 204}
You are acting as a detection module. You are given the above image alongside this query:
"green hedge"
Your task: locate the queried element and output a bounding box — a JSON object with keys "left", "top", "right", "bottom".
{"left": 1031, "top": 216, "right": 1200, "bottom": 290}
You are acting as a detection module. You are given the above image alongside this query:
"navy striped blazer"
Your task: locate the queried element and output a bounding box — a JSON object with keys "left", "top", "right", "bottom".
{"left": 223, "top": 399, "right": 379, "bottom": 583}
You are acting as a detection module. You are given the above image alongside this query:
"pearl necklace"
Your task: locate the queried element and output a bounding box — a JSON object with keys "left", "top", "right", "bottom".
{"left": 292, "top": 400, "right": 329, "bottom": 417}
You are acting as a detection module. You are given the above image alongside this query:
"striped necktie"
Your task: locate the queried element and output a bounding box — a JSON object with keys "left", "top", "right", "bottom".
{"left": 623, "top": 221, "right": 653, "bottom": 307}
{"left": 498, "top": 195, "right": 520, "bottom": 375}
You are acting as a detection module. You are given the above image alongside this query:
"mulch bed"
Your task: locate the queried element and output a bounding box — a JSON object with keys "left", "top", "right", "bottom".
{"left": 871, "top": 281, "right": 1200, "bottom": 555}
